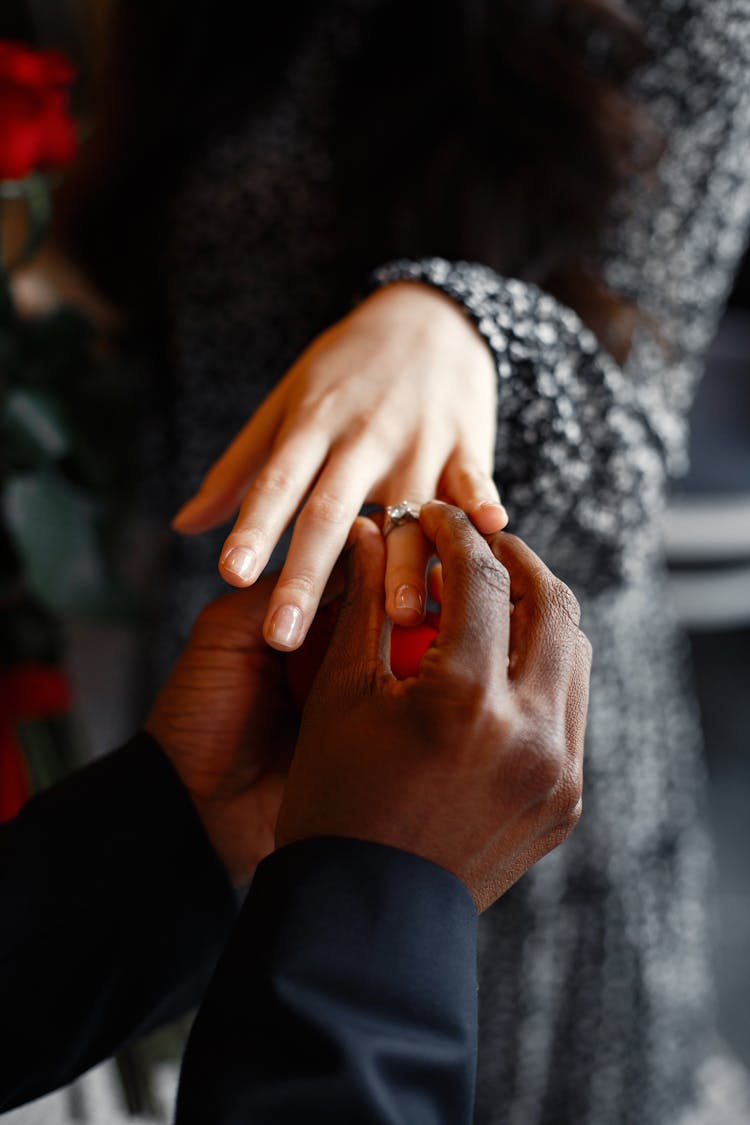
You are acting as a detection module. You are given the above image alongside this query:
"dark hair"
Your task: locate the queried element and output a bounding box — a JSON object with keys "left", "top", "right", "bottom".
{"left": 330, "top": 0, "right": 658, "bottom": 362}
{"left": 61, "top": 0, "right": 658, "bottom": 363}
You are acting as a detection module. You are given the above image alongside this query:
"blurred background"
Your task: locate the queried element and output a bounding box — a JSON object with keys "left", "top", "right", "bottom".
{"left": 1, "top": 0, "right": 748, "bottom": 1121}
{"left": 665, "top": 251, "right": 750, "bottom": 1077}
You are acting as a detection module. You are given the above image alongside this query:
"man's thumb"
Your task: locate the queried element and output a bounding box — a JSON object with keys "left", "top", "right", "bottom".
{"left": 317, "top": 517, "right": 391, "bottom": 694}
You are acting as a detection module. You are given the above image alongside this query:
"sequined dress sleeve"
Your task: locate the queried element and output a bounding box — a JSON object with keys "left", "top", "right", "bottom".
{"left": 368, "top": 3, "right": 750, "bottom": 592}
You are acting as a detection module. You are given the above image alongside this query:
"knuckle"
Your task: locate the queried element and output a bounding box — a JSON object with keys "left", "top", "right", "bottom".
{"left": 447, "top": 503, "right": 473, "bottom": 528}
{"left": 454, "top": 462, "right": 493, "bottom": 495}
{"left": 250, "top": 466, "right": 294, "bottom": 500}
{"left": 513, "top": 721, "right": 568, "bottom": 799}
{"left": 537, "top": 573, "right": 581, "bottom": 630}
{"left": 449, "top": 668, "right": 489, "bottom": 714}
{"left": 459, "top": 551, "right": 509, "bottom": 603}
{"left": 302, "top": 394, "right": 336, "bottom": 430}
{"left": 566, "top": 797, "right": 584, "bottom": 828}
{"left": 554, "top": 799, "right": 584, "bottom": 842}
{"left": 431, "top": 664, "right": 490, "bottom": 726}
{"left": 541, "top": 805, "right": 582, "bottom": 852}
{"left": 303, "top": 491, "right": 348, "bottom": 527}
{"left": 339, "top": 402, "right": 387, "bottom": 444}
{"left": 480, "top": 553, "right": 511, "bottom": 594}
{"left": 276, "top": 570, "right": 319, "bottom": 604}
{"left": 555, "top": 580, "right": 582, "bottom": 629}
{"left": 578, "top": 629, "right": 594, "bottom": 665}
{"left": 556, "top": 765, "right": 584, "bottom": 820}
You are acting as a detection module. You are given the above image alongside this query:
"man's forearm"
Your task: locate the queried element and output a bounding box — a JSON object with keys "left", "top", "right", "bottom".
{"left": 176, "top": 837, "right": 479, "bottom": 1125}
{"left": 0, "top": 733, "right": 237, "bottom": 1112}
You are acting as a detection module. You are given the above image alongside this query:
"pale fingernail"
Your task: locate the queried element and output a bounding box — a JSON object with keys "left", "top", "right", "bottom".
{"left": 395, "top": 584, "right": 424, "bottom": 617}
{"left": 221, "top": 546, "right": 257, "bottom": 585}
{"left": 268, "top": 604, "right": 304, "bottom": 649}
{"left": 479, "top": 500, "right": 509, "bottom": 523}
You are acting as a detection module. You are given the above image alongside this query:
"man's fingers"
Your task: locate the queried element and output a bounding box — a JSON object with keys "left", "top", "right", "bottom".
{"left": 542, "top": 628, "right": 591, "bottom": 840}
{"left": 313, "top": 517, "right": 391, "bottom": 692}
{"left": 418, "top": 501, "right": 511, "bottom": 678}
{"left": 488, "top": 532, "right": 583, "bottom": 705}
{"left": 427, "top": 561, "right": 444, "bottom": 606}
{"left": 565, "top": 630, "right": 592, "bottom": 775}
{"left": 194, "top": 570, "right": 278, "bottom": 632}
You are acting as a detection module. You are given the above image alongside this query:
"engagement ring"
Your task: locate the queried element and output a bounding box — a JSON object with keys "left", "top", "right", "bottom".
{"left": 383, "top": 500, "right": 422, "bottom": 537}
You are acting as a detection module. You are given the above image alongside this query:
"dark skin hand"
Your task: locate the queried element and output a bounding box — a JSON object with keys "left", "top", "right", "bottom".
{"left": 146, "top": 501, "right": 590, "bottom": 905}
{"left": 145, "top": 574, "right": 296, "bottom": 887}
{"left": 277, "top": 501, "right": 591, "bottom": 912}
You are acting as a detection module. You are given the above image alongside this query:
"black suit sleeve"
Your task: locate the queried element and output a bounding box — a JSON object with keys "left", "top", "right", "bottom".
{"left": 176, "top": 837, "right": 479, "bottom": 1125}
{"left": 0, "top": 733, "right": 238, "bottom": 1112}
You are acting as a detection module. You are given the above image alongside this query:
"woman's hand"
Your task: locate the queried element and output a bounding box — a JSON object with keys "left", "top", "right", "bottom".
{"left": 173, "top": 282, "right": 507, "bottom": 650}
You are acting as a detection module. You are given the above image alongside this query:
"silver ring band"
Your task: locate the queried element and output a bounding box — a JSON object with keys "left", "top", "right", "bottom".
{"left": 383, "top": 500, "right": 422, "bottom": 537}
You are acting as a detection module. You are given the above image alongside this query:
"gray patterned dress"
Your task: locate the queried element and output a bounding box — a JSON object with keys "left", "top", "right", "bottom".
{"left": 163, "top": 2, "right": 750, "bottom": 1121}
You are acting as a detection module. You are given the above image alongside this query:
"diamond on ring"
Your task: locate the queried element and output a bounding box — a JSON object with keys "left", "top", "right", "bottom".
{"left": 383, "top": 500, "right": 422, "bottom": 537}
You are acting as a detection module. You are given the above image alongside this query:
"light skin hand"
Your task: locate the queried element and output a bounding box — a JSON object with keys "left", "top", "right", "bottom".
{"left": 276, "top": 503, "right": 592, "bottom": 913}
{"left": 172, "top": 282, "right": 507, "bottom": 651}
{"left": 145, "top": 575, "right": 297, "bottom": 888}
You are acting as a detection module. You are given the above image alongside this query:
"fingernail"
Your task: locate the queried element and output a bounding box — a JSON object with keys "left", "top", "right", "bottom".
{"left": 221, "top": 546, "right": 257, "bottom": 584}
{"left": 479, "top": 499, "right": 507, "bottom": 515}
{"left": 268, "top": 604, "right": 304, "bottom": 649}
{"left": 395, "top": 584, "right": 424, "bottom": 617}
{"left": 478, "top": 500, "right": 509, "bottom": 525}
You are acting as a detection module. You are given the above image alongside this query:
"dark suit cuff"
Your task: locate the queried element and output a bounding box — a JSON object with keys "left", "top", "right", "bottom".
{"left": 177, "top": 837, "right": 478, "bottom": 1123}
{"left": 0, "top": 732, "right": 238, "bottom": 1111}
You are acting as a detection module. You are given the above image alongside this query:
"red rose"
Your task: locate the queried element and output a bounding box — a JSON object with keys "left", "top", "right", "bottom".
{"left": 0, "top": 737, "right": 30, "bottom": 824}
{"left": 0, "top": 40, "right": 76, "bottom": 181}
{"left": 0, "top": 663, "right": 71, "bottom": 822}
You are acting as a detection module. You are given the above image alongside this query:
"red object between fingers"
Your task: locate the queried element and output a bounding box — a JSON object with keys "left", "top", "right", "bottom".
{"left": 0, "top": 663, "right": 71, "bottom": 822}
{"left": 285, "top": 600, "right": 439, "bottom": 709}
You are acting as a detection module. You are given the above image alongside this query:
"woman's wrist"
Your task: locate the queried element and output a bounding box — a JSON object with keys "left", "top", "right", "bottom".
{"left": 363, "top": 280, "right": 496, "bottom": 379}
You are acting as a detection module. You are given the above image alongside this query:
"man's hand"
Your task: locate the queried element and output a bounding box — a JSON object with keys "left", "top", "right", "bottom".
{"left": 277, "top": 502, "right": 591, "bottom": 912}
{"left": 146, "top": 576, "right": 297, "bottom": 886}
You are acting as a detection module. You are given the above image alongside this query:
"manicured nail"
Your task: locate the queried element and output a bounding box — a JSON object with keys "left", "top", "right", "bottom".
{"left": 268, "top": 604, "right": 304, "bottom": 649}
{"left": 476, "top": 500, "right": 509, "bottom": 527}
{"left": 221, "top": 546, "right": 257, "bottom": 585}
{"left": 395, "top": 584, "right": 424, "bottom": 617}
{"left": 479, "top": 499, "right": 508, "bottom": 516}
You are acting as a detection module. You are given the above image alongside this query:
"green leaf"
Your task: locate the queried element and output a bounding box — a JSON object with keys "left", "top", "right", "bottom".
{"left": 2, "top": 468, "right": 131, "bottom": 618}
{"left": 17, "top": 718, "right": 70, "bottom": 792}
{"left": 0, "top": 173, "right": 52, "bottom": 267}
{"left": 3, "top": 388, "right": 71, "bottom": 467}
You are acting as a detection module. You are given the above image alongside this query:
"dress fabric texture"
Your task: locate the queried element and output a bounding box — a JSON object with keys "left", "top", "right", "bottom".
{"left": 162, "top": 1, "right": 750, "bottom": 1121}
